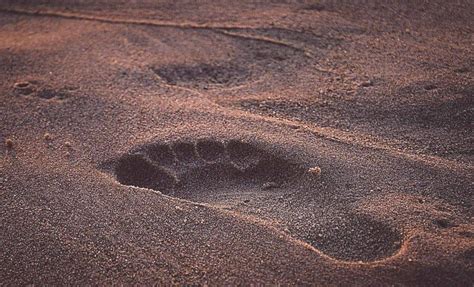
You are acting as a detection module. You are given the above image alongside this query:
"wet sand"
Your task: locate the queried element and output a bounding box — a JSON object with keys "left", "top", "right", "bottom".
{"left": 0, "top": 1, "right": 473, "bottom": 285}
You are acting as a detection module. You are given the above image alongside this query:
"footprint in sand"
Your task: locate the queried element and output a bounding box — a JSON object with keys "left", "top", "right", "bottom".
{"left": 113, "top": 139, "right": 299, "bottom": 195}
{"left": 152, "top": 63, "right": 251, "bottom": 88}
{"left": 105, "top": 138, "right": 403, "bottom": 262}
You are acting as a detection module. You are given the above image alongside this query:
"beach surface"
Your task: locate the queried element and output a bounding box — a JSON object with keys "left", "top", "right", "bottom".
{"left": 0, "top": 1, "right": 473, "bottom": 285}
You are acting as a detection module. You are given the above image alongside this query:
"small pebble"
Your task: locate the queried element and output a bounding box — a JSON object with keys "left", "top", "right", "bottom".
{"left": 44, "top": 133, "right": 52, "bottom": 141}
{"left": 5, "top": 138, "right": 13, "bottom": 148}
{"left": 308, "top": 166, "right": 322, "bottom": 176}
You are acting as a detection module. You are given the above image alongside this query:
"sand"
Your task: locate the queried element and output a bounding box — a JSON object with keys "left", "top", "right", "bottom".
{"left": 0, "top": 1, "right": 473, "bottom": 285}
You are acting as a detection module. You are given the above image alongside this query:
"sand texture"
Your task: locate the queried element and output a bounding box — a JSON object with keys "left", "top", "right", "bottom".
{"left": 1, "top": 1, "right": 473, "bottom": 285}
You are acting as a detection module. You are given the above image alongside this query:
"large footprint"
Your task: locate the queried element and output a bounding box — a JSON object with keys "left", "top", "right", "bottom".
{"left": 114, "top": 139, "right": 301, "bottom": 197}
{"left": 105, "top": 138, "right": 403, "bottom": 262}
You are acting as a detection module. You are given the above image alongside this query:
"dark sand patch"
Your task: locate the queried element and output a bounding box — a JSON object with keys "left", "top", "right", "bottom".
{"left": 152, "top": 63, "right": 250, "bottom": 88}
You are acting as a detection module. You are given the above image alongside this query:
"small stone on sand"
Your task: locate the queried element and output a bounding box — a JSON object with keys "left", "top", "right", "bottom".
{"left": 360, "top": 80, "right": 373, "bottom": 87}
{"left": 5, "top": 138, "right": 13, "bottom": 148}
{"left": 308, "top": 166, "right": 322, "bottom": 176}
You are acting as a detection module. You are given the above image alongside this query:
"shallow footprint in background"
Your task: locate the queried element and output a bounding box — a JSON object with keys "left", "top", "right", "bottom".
{"left": 152, "top": 63, "right": 251, "bottom": 89}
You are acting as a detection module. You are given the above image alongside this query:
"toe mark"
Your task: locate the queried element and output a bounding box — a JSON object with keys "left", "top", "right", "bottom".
{"left": 173, "top": 142, "right": 198, "bottom": 163}
{"left": 147, "top": 143, "right": 175, "bottom": 165}
{"left": 227, "top": 140, "right": 260, "bottom": 169}
{"left": 196, "top": 140, "right": 225, "bottom": 161}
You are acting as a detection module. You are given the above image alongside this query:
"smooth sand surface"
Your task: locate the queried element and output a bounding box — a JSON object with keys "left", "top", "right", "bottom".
{"left": 1, "top": 1, "right": 473, "bottom": 285}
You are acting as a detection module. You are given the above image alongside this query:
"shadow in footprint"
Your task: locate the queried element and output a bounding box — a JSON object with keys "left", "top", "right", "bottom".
{"left": 147, "top": 143, "right": 175, "bottom": 165}
{"left": 152, "top": 63, "right": 250, "bottom": 88}
{"left": 227, "top": 140, "right": 260, "bottom": 170}
{"left": 196, "top": 140, "right": 226, "bottom": 162}
{"left": 173, "top": 142, "right": 198, "bottom": 163}
{"left": 115, "top": 154, "right": 176, "bottom": 191}
{"left": 112, "top": 139, "right": 300, "bottom": 196}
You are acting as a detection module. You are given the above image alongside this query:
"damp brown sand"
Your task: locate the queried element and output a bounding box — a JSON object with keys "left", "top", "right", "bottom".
{"left": 0, "top": 1, "right": 473, "bottom": 285}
